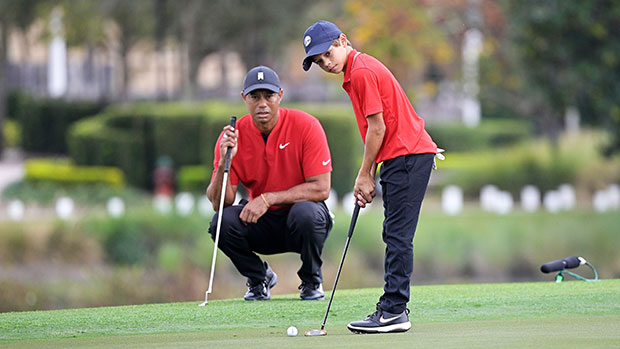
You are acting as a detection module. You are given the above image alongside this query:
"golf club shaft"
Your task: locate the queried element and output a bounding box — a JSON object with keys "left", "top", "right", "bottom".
{"left": 321, "top": 204, "right": 361, "bottom": 328}
{"left": 205, "top": 171, "right": 229, "bottom": 296}
{"left": 203, "top": 116, "right": 236, "bottom": 305}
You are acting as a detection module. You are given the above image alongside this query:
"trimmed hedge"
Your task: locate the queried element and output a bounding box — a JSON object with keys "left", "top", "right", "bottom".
{"left": 8, "top": 91, "right": 106, "bottom": 154}
{"left": 66, "top": 101, "right": 532, "bottom": 197}
{"left": 25, "top": 159, "right": 125, "bottom": 187}
{"left": 427, "top": 119, "right": 531, "bottom": 152}
{"left": 68, "top": 102, "right": 361, "bottom": 197}
{"left": 177, "top": 165, "right": 211, "bottom": 193}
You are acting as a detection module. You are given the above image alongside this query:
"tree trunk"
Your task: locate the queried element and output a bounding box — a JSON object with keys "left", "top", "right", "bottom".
{"left": 0, "top": 19, "right": 8, "bottom": 154}
{"left": 119, "top": 42, "right": 129, "bottom": 101}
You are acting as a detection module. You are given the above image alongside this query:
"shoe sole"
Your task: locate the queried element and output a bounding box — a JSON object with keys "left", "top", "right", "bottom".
{"left": 300, "top": 295, "right": 325, "bottom": 301}
{"left": 347, "top": 321, "right": 411, "bottom": 334}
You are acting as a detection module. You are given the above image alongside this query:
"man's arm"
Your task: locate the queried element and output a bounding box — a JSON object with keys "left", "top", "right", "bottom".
{"left": 354, "top": 112, "right": 385, "bottom": 207}
{"left": 239, "top": 172, "right": 331, "bottom": 224}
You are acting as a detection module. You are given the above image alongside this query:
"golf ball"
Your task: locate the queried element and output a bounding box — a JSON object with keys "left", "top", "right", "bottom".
{"left": 287, "top": 326, "right": 298, "bottom": 337}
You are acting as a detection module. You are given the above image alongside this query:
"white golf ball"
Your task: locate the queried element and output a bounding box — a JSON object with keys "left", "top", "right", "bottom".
{"left": 287, "top": 326, "right": 298, "bottom": 337}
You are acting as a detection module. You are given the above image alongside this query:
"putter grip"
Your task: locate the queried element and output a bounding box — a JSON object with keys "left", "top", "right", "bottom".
{"left": 540, "top": 256, "right": 581, "bottom": 273}
{"left": 223, "top": 116, "right": 237, "bottom": 172}
{"left": 347, "top": 205, "right": 361, "bottom": 238}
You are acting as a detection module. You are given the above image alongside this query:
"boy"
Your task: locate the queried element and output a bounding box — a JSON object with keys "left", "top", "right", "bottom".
{"left": 302, "top": 20, "right": 438, "bottom": 333}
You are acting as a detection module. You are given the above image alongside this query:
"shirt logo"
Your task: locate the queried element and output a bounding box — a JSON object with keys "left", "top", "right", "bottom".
{"left": 322, "top": 159, "right": 331, "bottom": 166}
{"left": 304, "top": 35, "right": 311, "bottom": 47}
{"left": 279, "top": 142, "right": 290, "bottom": 149}
{"left": 258, "top": 72, "right": 264, "bottom": 80}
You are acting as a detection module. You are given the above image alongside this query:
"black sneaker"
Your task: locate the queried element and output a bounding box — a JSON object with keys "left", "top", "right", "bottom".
{"left": 244, "top": 262, "right": 278, "bottom": 301}
{"left": 347, "top": 303, "right": 411, "bottom": 334}
{"left": 299, "top": 282, "right": 325, "bottom": 300}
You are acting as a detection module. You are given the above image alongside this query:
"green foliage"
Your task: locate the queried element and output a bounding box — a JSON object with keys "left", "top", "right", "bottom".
{"left": 427, "top": 118, "right": 532, "bottom": 152}
{"left": 177, "top": 165, "right": 211, "bottom": 193}
{"left": 68, "top": 102, "right": 361, "bottom": 197}
{"left": 81, "top": 209, "right": 207, "bottom": 266}
{"left": 1, "top": 180, "right": 149, "bottom": 206}
{"left": 439, "top": 130, "right": 618, "bottom": 196}
{"left": 8, "top": 91, "right": 106, "bottom": 154}
{"left": 2, "top": 119, "right": 20, "bottom": 147}
{"left": 24, "top": 159, "right": 125, "bottom": 188}
{"left": 68, "top": 112, "right": 149, "bottom": 188}
{"left": 507, "top": 0, "right": 620, "bottom": 152}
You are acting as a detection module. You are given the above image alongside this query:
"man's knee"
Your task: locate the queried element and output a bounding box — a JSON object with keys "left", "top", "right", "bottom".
{"left": 288, "top": 201, "right": 330, "bottom": 238}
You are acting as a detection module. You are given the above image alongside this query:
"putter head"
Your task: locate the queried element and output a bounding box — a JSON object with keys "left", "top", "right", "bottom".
{"left": 198, "top": 291, "right": 210, "bottom": 306}
{"left": 304, "top": 329, "right": 327, "bottom": 336}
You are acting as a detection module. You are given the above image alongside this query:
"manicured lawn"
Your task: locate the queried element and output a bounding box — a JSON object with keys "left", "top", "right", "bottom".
{"left": 1, "top": 280, "right": 619, "bottom": 348}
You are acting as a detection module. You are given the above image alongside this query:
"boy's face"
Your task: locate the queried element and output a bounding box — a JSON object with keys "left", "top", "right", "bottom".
{"left": 312, "top": 36, "right": 349, "bottom": 74}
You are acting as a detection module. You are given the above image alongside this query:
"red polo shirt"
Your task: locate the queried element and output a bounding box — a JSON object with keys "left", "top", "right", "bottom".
{"left": 212, "top": 108, "right": 332, "bottom": 209}
{"left": 342, "top": 49, "right": 437, "bottom": 163}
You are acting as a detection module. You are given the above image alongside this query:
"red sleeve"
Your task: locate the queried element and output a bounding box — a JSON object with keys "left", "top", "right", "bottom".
{"left": 350, "top": 68, "right": 383, "bottom": 117}
{"left": 302, "top": 118, "right": 332, "bottom": 178}
{"left": 211, "top": 132, "right": 239, "bottom": 185}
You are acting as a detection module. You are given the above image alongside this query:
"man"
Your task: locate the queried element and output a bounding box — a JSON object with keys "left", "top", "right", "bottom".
{"left": 206, "top": 65, "right": 333, "bottom": 301}
{"left": 301, "top": 21, "right": 438, "bottom": 333}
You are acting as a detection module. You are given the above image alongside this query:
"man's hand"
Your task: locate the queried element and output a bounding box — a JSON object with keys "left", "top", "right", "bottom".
{"left": 354, "top": 171, "right": 376, "bottom": 207}
{"left": 239, "top": 197, "right": 269, "bottom": 224}
{"left": 219, "top": 125, "right": 238, "bottom": 165}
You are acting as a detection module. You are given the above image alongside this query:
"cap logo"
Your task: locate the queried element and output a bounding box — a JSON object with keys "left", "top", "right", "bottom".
{"left": 257, "top": 72, "right": 264, "bottom": 80}
{"left": 304, "top": 35, "right": 311, "bottom": 47}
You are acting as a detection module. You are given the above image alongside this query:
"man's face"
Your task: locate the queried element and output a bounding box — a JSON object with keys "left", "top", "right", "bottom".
{"left": 242, "top": 89, "right": 283, "bottom": 130}
{"left": 312, "top": 37, "right": 349, "bottom": 74}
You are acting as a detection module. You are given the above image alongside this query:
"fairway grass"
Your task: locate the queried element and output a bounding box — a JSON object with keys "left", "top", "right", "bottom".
{"left": 1, "top": 280, "right": 619, "bottom": 348}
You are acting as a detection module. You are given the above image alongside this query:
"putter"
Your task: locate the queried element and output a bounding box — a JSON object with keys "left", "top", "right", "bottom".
{"left": 200, "top": 116, "right": 237, "bottom": 306}
{"left": 305, "top": 204, "right": 361, "bottom": 336}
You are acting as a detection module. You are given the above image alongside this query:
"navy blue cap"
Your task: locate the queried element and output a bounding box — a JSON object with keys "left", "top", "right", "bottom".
{"left": 302, "top": 20, "right": 343, "bottom": 71}
{"left": 243, "top": 66, "right": 281, "bottom": 95}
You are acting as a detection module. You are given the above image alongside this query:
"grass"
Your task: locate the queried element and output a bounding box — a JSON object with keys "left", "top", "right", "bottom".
{"left": 1, "top": 280, "right": 619, "bottom": 348}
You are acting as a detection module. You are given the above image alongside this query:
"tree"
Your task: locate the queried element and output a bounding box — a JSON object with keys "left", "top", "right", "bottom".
{"left": 507, "top": 0, "right": 620, "bottom": 150}
{"left": 339, "top": 0, "right": 454, "bottom": 88}
{"left": 102, "top": 0, "right": 154, "bottom": 101}
{"left": 0, "top": 0, "right": 45, "bottom": 154}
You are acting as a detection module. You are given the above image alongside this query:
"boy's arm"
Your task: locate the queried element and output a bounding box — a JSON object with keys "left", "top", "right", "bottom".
{"left": 355, "top": 112, "right": 385, "bottom": 207}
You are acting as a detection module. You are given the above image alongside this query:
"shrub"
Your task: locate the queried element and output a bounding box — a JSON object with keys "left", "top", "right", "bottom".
{"left": 439, "top": 130, "right": 618, "bottom": 196}
{"left": 3, "top": 119, "right": 21, "bottom": 147}
{"left": 68, "top": 112, "right": 148, "bottom": 187}
{"left": 24, "top": 159, "right": 125, "bottom": 188}
{"left": 8, "top": 91, "right": 106, "bottom": 154}
{"left": 68, "top": 102, "right": 362, "bottom": 197}
{"left": 177, "top": 165, "right": 211, "bottom": 193}
{"left": 427, "top": 118, "right": 532, "bottom": 152}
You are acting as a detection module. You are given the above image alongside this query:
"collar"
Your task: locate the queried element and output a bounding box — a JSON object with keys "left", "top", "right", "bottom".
{"left": 343, "top": 49, "right": 359, "bottom": 83}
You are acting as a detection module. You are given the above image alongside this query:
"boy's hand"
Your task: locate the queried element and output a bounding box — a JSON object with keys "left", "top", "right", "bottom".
{"left": 354, "top": 172, "right": 376, "bottom": 207}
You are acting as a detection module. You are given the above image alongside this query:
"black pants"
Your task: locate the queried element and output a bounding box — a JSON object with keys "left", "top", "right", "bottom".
{"left": 209, "top": 201, "right": 332, "bottom": 285}
{"left": 378, "top": 153, "right": 434, "bottom": 314}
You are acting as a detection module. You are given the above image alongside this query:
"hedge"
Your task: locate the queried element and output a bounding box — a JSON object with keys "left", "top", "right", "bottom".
{"left": 68, "top": 102, "right": 361, "bottom": 197}
{"left": 8, "top": 91, "right": 106, "bottom": 154}
{"left": 66, "top": 101, "right": 533, "bottom": 197}
{"left": 24, "top": 159, "right": 125, "bottom": 188}
{"left": 426, "top": 118, "right": 531, "bottom": 152}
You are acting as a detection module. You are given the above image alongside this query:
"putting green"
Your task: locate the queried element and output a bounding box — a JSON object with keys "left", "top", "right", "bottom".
{"left": 1, "top": 280, "right": 619, "bottom": 348}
